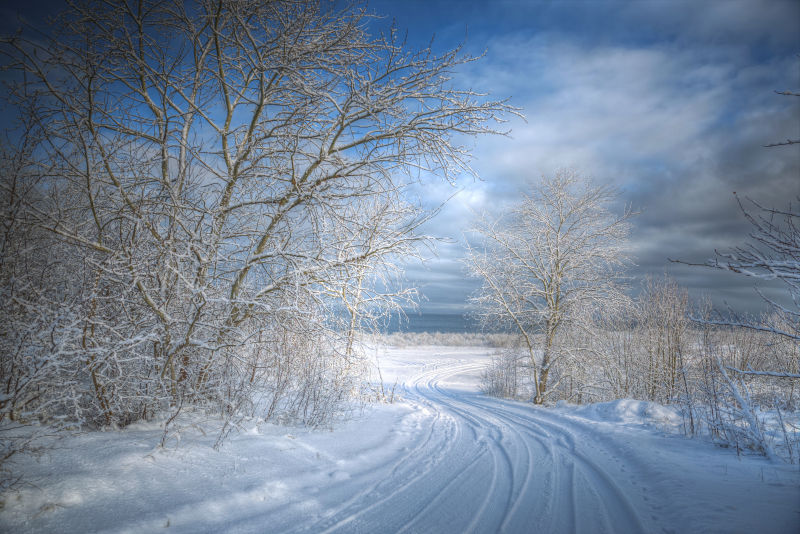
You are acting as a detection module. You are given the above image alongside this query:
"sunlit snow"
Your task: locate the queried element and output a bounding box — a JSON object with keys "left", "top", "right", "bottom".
{"left": 2, "top": 345, "right": 798, "bottom": 533}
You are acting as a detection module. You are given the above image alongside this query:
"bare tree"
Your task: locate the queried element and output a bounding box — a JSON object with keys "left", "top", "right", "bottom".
{"left": 565, "top": 276, "right": 690, "bottom": 404}
{"left": 0, "top": 0, "right": 513, "bottom": 433}
{"left": 465, "top": 170, "right": 633, "bottom": 404}
{"left": 664, "top": 184, "right": 800, "bottom": 460}
{"left": 637, "top": 276, "right": 690, "bottom": 402}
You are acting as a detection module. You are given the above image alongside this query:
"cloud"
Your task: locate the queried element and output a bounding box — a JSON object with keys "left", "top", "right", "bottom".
{"left": 622, "top": 0, "right": 800, "bottom": 48}
{"left": 401, "top": 8, "right": 799, "bottom": 314}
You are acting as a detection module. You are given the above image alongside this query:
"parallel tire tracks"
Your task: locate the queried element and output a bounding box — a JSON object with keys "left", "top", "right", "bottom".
{"left": 299, "top": 359, "right": 651, "bottom": 534}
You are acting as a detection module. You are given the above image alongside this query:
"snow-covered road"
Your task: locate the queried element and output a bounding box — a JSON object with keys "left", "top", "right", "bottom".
{"left": 302, "top": 360, "right": 650, "bottom": 533}
{"left": 293, "top": 351, "right": 799, "bottom": 534}
{"left": 2, "top": 346, "right": 799, "bottom": 533}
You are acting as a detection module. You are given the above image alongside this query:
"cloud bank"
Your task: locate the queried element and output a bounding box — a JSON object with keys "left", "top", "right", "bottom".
{"left": 385, "top": 0, "right": 800, "bottom": 314}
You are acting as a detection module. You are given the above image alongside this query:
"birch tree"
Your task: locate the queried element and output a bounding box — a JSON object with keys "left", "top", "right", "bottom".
{"left": 1, "top": 0, "right": 512, "bottom": 429}
{"left": 466, "top": 170, "right": 632, "bottom": 404}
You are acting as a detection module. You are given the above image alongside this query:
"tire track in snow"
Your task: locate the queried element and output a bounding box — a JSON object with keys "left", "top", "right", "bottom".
{"left": 436, "top": 378, "right": 650, "bottom": 533}
{"left": 298, "top": 358, "right": 651, "bottom": 533}
{"left": 410, "top": 364, "right": 521, "bottom": 533}
{"left": 437, "top": 379, "right": 652, "bottom": 533}
{"left": 297, "top": 365, "right": 490, "bottom": 533}
{"left": 414, "top": 360, "right": 650, "bottom": 533}
{"left": 292, "top": 401, "right": 461, "bottom": 533}
{"left": 414, "top": 363, "right": 538, "bottom": 533}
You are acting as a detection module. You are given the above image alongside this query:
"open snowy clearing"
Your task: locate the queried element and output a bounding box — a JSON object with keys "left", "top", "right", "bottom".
{"left": 2, "top": 345, "right": 798, "bottom": 533}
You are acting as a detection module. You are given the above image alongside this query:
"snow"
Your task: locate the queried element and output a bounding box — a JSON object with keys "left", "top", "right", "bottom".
{"left": 2, "top": 345, "right": 798, "bottom": 533}
{"left": 554, "top": 399, "right": 684, "bottom": 431}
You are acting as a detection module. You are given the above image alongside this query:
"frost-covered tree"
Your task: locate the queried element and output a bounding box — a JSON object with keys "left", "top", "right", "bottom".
{"left": 672, "top": 190, "right": 800, "bottom": 459}
{"left": 0, "top": 0, "right": 512, "bottom": 430}
{"left": 465, "top": 170, "right": 632, "bottom": 403}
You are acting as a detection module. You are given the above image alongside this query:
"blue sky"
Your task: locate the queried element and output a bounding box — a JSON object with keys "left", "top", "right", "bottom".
{"left": 362, "top": 0, "right": 800, "bottom": 314}
{"left": 3, "top": 0, "right": 798, "bottom": 315}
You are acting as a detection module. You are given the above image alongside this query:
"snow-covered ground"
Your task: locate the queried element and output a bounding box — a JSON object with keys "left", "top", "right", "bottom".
{"left": 2, "top": 346, "right": 798, "bottom": 533}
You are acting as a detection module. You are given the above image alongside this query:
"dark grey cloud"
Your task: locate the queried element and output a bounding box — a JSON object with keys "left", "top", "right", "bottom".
{"left": 622, "top": 0, "right": 800, "bottom": 48}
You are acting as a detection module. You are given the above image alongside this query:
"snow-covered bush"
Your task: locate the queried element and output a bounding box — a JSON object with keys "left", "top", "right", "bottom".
{"left": 683, "top": 322, "right": 800, "bottom": 462}
{"left": 484, "top": 277, "right": 692, "bottom": 406}
{"left": 475, "top": 273, "right": 800, "bottom": 462}
{"left": 679, "top": 194, "right": 800, "bottom": 461}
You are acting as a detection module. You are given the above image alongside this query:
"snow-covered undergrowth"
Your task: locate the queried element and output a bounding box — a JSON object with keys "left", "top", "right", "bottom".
{"left": 2, "top": 346, "right": 798, "bottom": 534}
{"left": 479, "top": 320, "right": 800, "bottom": 463}
{"left": 554, "top": 397, "right": 800, "bottom": 462}
{"left": 554, "top": 398, "right": 684, "bottom": 433}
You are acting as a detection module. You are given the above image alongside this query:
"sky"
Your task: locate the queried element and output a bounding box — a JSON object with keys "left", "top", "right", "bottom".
{"left": 2, "top": 0, "right": 798, "bottom": 316}
{"left": 363, "top": 0, "right": 800, "bottom": 315}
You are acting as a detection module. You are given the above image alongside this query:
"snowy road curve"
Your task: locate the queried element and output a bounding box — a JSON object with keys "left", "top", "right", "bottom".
{"left": 291, "top": 360, "right": 657, "bottom": 534}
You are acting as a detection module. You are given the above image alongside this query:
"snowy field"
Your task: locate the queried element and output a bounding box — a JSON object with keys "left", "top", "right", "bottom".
{"left": 2, "top": 345, "right": 798, "bottom": 533}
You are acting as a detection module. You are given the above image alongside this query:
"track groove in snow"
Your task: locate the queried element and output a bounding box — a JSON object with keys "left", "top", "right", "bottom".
{"left": 419, "top": 361, "right": 647, "bottom": 533}
{"left": 293, "top": 359, "right": 656, "bottom": 533}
